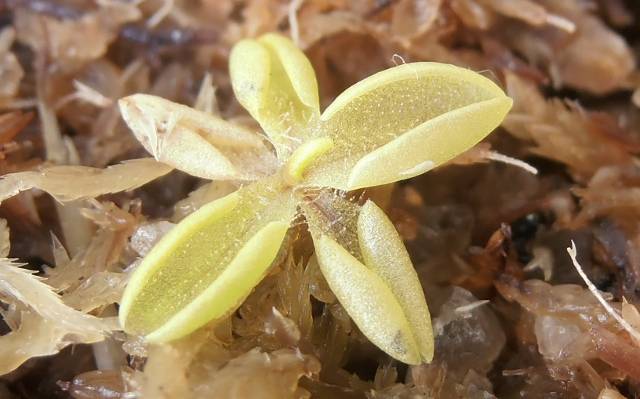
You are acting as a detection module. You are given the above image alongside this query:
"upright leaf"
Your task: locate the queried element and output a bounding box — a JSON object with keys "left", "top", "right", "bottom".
{"left": 230, "top": 34, "right": 320, "bottom": 157}
{"left": 357, "top": 200, "right": 433, "bottom": 362}
{"left": 304, "top": 194, "right": 432, "bottom": 364}
{"left": 314, "top": 234, "right": 422, "bottom": 364}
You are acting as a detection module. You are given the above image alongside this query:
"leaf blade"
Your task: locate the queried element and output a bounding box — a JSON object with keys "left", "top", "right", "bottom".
{"left": 347, "top": 97, "right": 512, "bottom": 189}
{"left": 314, "top": 234, "right": 421, "bottom": 365}
{"left": 258, "top": 33, "right": 320, "bottom": 111}
{"left": 303, "top": 62, "right": 512, "bottom": 189}
{"left": 229, "top": 39, "right": 271, "bottom": 124}
{"left": 230, "top": 34, "right": 320, "bottom": 156}
{"left": 119, "top": 178, "right": 296, "bottom": 340}
{"left": 119, "top": 94, "right": 272, "bottom": 180}
{"left": 146, "top": 221, "right": 289, "bottom": 342}
{"left": 118, "top": 191, "right": 241, "bottom": 328}
{"left": 357, "top": 200, "right": 434, "bottom": 362}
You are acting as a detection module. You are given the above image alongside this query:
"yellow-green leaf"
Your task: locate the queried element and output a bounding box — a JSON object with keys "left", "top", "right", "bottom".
{"left": 283, "top": 136, "right": 334, "bottom": 184}
{"left": 146, "top": 221, "right": 289, "bottom": 342}
{"left": 314, "top": 234, "right": 422, "bottom": 365}
{"left": 302, "top": 62, "right": 512, "bottom": 189}
{"left": 119, "top": 178, "right": 296, "bottom": 342}
{"left": 228, "top": 40, "right": 270, "bottom": 124}
{"left": 258, "top": 33, "right": 319, "bottom": 111}
{"left": 119, "top": 94, "right": 274, "bottom": 180}
{"left": 357, "top": 200, "right": 433, "bottom": 362}
{"left": 230, "top": 34, "right": 320, "bottom": 157}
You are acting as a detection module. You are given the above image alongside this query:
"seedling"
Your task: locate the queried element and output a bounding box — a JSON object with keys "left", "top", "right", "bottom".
{"left": 118, "top": 33, "right": 512, "bottom": 364}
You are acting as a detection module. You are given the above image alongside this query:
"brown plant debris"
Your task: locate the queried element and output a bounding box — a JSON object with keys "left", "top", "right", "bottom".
{"left": 2, "top": 1, "right": 640, "bottom": 398}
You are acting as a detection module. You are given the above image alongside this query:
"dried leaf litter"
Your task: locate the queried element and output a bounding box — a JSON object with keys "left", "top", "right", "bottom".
{"left": 1, "top": 1, "right": 640, "bottom": 398}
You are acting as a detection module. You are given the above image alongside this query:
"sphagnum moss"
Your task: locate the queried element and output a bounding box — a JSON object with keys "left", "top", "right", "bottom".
{"left": 117, "top": 33, "right": 512, "bottom": 364}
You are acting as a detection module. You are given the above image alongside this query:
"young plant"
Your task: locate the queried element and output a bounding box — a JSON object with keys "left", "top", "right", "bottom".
{"left": 117, "top": 33, "right": 512, "bottom": 364}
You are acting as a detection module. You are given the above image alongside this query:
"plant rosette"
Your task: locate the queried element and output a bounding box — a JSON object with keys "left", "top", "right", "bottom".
{"left": 116, "top": 33, "right": 512, "bottom": 364}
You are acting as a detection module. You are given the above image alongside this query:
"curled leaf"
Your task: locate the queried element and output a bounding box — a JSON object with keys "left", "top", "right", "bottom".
{"left": 283, "top": 136, "right": 334, "bottom": 184}
{"left": 314, "top": 234, "right": 422, "bottom": 364}
{"left": 230, "top": 33, "right": 320, "bottom": 156}
{"left": 0, "top": 158, "right": 172, "bottom": 203}
{"left": 303, "top": 62, "right": 512, "bottom": 189}
{"left": 357, "top": 200, "right": 433, "bottom": 362}
{"left": 119, "top": 178, "right": 296, "bottom": 342}
{"left": 119, "top": 94, "right": 275, "bottom": 180}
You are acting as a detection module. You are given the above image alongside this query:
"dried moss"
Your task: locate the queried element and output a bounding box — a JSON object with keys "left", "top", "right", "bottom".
{"left": 1, "top": 1, "right": 640, "bottom": 398}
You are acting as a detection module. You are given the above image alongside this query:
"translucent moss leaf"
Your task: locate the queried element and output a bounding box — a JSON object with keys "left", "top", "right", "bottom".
{"left": 200, "top": 348, "right": 320, "bottom": 398}
{"left": 0, "top": 311, "right": 67, "bottom": 375}
{"left": 62, "top": 271, "right": 128, "bottom": 313}
{"left": 0, "top": 219, "right": 9, "bottom": 258}
{"left": 357, "top": 200, "right": 434, "bottom": 362}
{"left": 303, "top": 62, "right": 513, "bottom": 189}
{"left": 230, "top": 34, "right": 320, "bottom": 156}
{"left": 0, "top": 158, "right": 172, "bottom": 203}
{"left": 314, "top": 234, "right": 422, "bottom": 364}
{"left": 0, "top": 259, "right": 115, "bottom": 375}
{"left": 119, "top": 178, "right": 296, "bottom": 342}
{"left": 119, "top": 94, "right": 276, "bottom": 180}
{"left": 0, "top": 261, "right": 113, "bottom": 333}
